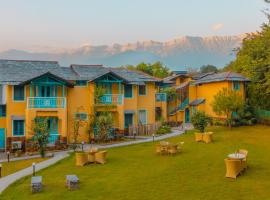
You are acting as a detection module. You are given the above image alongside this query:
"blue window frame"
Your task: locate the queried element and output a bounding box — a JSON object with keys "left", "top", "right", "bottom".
{"left": 139, "top": 85, "right": 146, "bottom": 96}
{"left": 0, "top": 105, "right": 6, "bottom": 117}
{"left": 13, "top": 120, "right": 25, "bottom": 136}
{"left": 233, "top": 81, "right": 240, "bottom": 91}
{"left": 75, "top": 80, "right": 87, "bottom": 86}
{"left": 75, "top": 112, "right": 88, "bottom": 121}
{"left": 124, "top": 85, "right": 133, "bottom": 98}
{"left": 13, "top": 86, "right": 25, "bottom": 101}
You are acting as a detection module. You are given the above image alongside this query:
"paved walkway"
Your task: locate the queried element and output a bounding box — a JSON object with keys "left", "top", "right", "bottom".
{"left": 0, "top": 151, "right": 69, "bottom": 194}
{"left": 84, "top": 128, "right": 185, "bottom": 151}
{"left": 0, "top": 125, "right": 192, "bottom": 194}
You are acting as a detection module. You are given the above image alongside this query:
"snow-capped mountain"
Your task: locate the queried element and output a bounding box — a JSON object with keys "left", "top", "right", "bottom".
{"left": 0, "top": 35, "right": 244, "bottom": 70}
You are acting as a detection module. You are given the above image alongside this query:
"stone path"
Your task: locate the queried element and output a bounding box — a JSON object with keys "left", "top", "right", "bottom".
{"left": 0, "top": 151, "right": 69, "bottom": 194}
{"left": 0, "top": 125, "right": 192, "bottom": 194}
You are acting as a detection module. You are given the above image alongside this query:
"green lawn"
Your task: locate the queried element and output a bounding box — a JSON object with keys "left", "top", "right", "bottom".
{"left": 2, "top": 125, "right": 270, "bottom": 200}
{"left": 1, "top": 157, "right": 47, "bottom": 177}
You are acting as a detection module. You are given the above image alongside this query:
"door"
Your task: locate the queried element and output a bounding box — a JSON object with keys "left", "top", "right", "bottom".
{"left": 48, "top": 118, "right": 58, "bottom": 145}
{"left": 124, "top": 113, "right": 133, "bottom": 128}
{"left": 0, "top": 128, "right": 5, "bottom": 149}
{"left": 185, "top": 108, "right": 190, "bottom": 123}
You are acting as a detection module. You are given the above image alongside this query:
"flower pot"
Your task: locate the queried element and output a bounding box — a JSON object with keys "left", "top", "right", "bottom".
{"left": 203, "top": 132, "right": 213, "bottom": 144}
{"left": 75, "top": 152, "right": 88, "bottom": 166}
{"left": 195, "top": 133, "right": 203, "bottom": 142}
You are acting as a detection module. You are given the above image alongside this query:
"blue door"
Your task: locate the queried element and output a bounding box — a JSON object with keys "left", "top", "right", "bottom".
{"left": 185, "top": 108, "right": 190, "bottom": 123}
{"left": 0, "top": 129, "right": 5, "bottom": 149}
{"left": 48, "top": 118, "right": 59, "bottom": 145}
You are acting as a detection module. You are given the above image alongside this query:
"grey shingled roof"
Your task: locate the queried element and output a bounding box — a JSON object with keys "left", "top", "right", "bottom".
{"left": 194, "top": 72, "right": 249, "bottom": 85}
{"left": 0, "top": 60, "right": 160, "bottom": 85}
{"left": 0, "top": 60, "right": 62, "bottom": 85}
{"left": 189, "top": 98, "right": 205, "bottom": 106}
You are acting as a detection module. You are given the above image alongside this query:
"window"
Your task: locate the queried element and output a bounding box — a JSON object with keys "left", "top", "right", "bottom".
{"left": 13, "top": 85, "right": 25, "bottom": 101}
{"left": 13, "top": 120, "right": 25, "bottom": 136}
{"left": 138, "top": 110, "right": 147, "bottom": 125}
{"left": 139, "top": 85, "right": 146, "bottom": 96}
{"left": 0, "top": 105, "right": 6, "bottom": 117}
{"left": 75, "top": 80, "right": 87, "bottom": 86}
{"left": 124, "top": 85, "right": 133, "bottom": 98}
{"left": 233, "top": 81, "right": 240, "bottom": 91}
{"left": 75, "top": 113, "right": 88, "bottom": 121}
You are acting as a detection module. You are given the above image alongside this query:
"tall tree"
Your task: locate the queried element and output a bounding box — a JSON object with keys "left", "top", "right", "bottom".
{"left": 122, "top": 62, "right": 170, "bottom": 78}
{"left": 225, "top": 15, "right": 270, "bottom": 109}
{"left": 200, "top": 65, "right": 218, "bottom": 73}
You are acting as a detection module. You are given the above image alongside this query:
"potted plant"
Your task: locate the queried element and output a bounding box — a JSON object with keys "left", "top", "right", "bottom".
{"left": 191, "top": 111, "right": 212, "bottom": 143}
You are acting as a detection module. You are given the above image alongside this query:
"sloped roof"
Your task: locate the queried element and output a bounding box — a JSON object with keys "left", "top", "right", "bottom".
{"left": 0, "top": 60, "right": 62, "bottom": 85}
{"left": 194, "top": 72, "right": 249, "bottom": 85}
{"left": 175, "top": 81, "right": 189, "bottom": 90}
{"left": 189, "top": 98, "right": 205, "bottom": 106}
{"left": 192, "top": 72, "right": 216, "bottom": 80}
{"left": 0, "top": 60, "right": 160, "bottom": 85}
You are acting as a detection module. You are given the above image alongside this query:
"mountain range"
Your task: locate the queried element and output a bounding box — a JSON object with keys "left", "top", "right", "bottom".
{"left": 0, "top": 35, "right": 244, "bottom": 70}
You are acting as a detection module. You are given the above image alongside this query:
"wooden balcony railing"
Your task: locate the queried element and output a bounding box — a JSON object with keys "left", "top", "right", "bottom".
{"left": 27, "top": 97, "right": 66, "bottom": 109}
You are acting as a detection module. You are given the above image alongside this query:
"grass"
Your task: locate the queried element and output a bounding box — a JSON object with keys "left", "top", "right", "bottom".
{"left": 1, "top": 157, "right": 47, "bottom": 177}
{"left": 2, "top": 125, "right": 270, "bottom": 200}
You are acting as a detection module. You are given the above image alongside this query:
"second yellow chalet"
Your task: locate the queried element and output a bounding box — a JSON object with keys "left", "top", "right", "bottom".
{"left": 0, "top": 60, "right": 167, "bottom": 151}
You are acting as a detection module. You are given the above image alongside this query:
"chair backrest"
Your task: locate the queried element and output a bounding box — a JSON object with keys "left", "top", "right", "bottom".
{"left": 160, "top": 141, "right": 169, "bottom": 146}
{"left": 238, "top": 149, "right": 248, "bottom": 157}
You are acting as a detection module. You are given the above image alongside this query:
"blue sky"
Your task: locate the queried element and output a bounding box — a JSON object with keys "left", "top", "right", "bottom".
{"left": 0, "top": 0, "right": 267, "bottom": 51}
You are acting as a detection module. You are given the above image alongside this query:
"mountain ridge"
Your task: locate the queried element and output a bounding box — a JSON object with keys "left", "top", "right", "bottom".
{"left": 0, "top": 35, "right": 244, "bottom": 70}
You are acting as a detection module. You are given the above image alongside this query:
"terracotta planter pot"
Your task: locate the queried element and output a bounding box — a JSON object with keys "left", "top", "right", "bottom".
{"left": 75, "top": 152, "right": 88, "bottom": 166}
{"left": 195, "top": 133, "right": 203, "bottom": 142}
{"left": 203, "top": 132, "right": 213, "bottom": 144}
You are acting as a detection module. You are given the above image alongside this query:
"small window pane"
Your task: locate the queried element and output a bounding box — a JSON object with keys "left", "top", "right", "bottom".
{"left": 13, "top": 120, "right": 25, "bottom": 136}
{"left": 0, "top": 105, "right": 6, "bottom": 117}
{"left": 76, "top": 113, "right": 88, "bottom": 121}
{"left": 76, "top": 81, "right": 87, "bottom": 86}
{"left": 13, "top": 86, "right": 24, "bottom": 101}
{"left": 124, "top": 85, "right": 133, "bottom": 98}
{"left": 139, "top": 85, "right": 146, "bottom": 95}
{"left": 233, "top": 82, "right": 240, "bottom": 91}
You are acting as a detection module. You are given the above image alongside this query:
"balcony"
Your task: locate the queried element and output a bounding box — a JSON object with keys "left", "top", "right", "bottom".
{"left": 156, "top": 93, "right": 167, "bottom": 102}
{"left": 27, "top": 97, "right": 66, "bottom": 109}
{"left": 97, "top": 94, "right": 123, "bottom": 105}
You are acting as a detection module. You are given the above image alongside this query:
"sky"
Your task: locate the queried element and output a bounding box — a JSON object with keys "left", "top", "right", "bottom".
{"left": 0, "top": 0, "right": 267, "bottom": 52}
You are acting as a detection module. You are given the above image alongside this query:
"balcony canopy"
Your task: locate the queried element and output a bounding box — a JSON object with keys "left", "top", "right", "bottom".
{"left": 19, "top": 72, "right": 74, "bottom": 87}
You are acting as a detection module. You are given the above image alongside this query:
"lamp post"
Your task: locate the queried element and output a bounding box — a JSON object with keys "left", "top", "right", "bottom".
{"left": 0, "top": 163, "right": 2, "bottom": 178}
{"left": 152, "top": 133, "right": 155, "bottom": 142}
{"left": 7, "top": 151, "right": 10, "bottom": 162}
{"left": 32, "top": 162, "right": 36, "bottom": 176}
{"left": 81, "top": 141, "right": 85, "bottom": 151}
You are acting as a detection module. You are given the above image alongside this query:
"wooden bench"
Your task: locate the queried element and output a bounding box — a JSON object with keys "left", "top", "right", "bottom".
{"left": 31, "top": 176, "right": 42, "bottom": 193}
{"left": 66, "top": 175, "right": 79, "bottom": 190}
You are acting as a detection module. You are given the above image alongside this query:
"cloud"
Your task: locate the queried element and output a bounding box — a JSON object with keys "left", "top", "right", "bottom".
{"left": 211, "top": 23, "right": 224, "bottom": 31}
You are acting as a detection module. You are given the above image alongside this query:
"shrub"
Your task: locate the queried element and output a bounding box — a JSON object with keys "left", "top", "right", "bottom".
{"left": 156, "top": 125, "right": 171, "bottom": 135}
{"left": 191, "top": 111, "right": 211, "bottom": 133}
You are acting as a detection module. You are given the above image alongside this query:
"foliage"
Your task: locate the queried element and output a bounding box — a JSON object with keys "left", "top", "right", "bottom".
{"left": 32, "top": 117, "right": 50, "bottom": 158}
{"left": 94, "top": 86, "right": 106, "bottom": 104}
{"left": 232, "top": 104, "right": 257, "bottom": 126}
{"left": 191, "top": 111, "right": 211, "bottom": 133}
{"left": 95, "top": 112, "right": 114, "bottom": 142}
{"left": 72, "top": 107, "right": 87, "bottom": 150}
{"left": 160, "top": 87, "right": 177, "bottom": 102}
{"left": 156, "top": 125, "right": 171, "bottom": 135}
{"left": 225, "top": 15, "right": 270, "bottom": 109}
{"left": 200, "top": 64, "right": 218, "bottom": 73}
{"left": 212, "top": 88, "right": 244, "bottom": 128}
{"left": 87, "top": 114, "right": 96, "bottom": 143}
{"left": 123, "top": 61, "right": 170, "bottom": 78}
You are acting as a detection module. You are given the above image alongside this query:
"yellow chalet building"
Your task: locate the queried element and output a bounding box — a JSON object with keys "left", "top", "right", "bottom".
{"left": 0, "top": 60, "right": 167, "bottom": 151}
{"left": 163, "top": 71, "right": 249, "bottom": 124}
